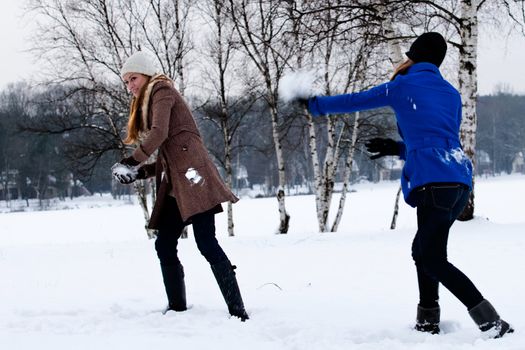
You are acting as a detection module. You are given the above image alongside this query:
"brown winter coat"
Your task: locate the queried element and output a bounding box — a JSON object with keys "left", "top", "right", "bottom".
{"left": 132, "top": 75, "right": 238, "bottom": 228}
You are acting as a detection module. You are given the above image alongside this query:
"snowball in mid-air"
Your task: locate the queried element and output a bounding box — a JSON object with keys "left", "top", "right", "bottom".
{"left": 279, "top": 69, "right": 320, "bottom": 103}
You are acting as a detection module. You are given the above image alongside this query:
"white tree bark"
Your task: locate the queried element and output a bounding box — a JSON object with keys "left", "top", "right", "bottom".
{"left": 306, "top": 113, "right": 325, "bottom": 232}
{"left": 211, "top": 0, "right": 237, "bottom": 236}
{"left": 379, "top": 0, "right": 404, "bottom": 67}
{"left": 308, "top": 4, "right": 347, "bottom": 233}
{"left": 134, "top": 179, "right": 156, "bottom": 239}
{"left": 223, "top": 121, "right": 235, "bottom": 236}
{"left": 389, "top": 185, "right": 402, "bottom": 230}
{"left": 331, "top": 111, "right": 359, "bottom": 232}
{"left": 378, "top": 1, "right": 404, "bottom": 229}
{"left": 173, "top": 0, "right": 188, "bottom": 95}
{"left": 269, "top": 95, "right": 291, "bottom": 234}
{"left": 457, "top": 0, "right": 479, "bottom": 220}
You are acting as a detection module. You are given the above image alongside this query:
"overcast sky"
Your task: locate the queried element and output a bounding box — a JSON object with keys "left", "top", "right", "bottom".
{"left": 2, "top": 1, "right": 525, "bottom": 95}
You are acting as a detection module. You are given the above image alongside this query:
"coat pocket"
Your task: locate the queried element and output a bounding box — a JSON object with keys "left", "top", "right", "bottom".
{"left": 429, "top": 184, "right": 462, "bottom": 211}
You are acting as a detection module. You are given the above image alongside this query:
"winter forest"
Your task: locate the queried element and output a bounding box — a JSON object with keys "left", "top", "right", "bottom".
{"left": 2, "top": 1, "right": 525, "bottom": 349}
{"left": 0, "top": 0, "right": 524, "bottom": 228}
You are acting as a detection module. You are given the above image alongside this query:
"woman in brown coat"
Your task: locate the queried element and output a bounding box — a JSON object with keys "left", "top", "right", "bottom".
{"left": 113, "top": 51, "right": 248, "bottom": 321}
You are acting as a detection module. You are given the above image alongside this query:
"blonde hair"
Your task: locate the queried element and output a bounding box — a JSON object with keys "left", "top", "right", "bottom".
{"left": 390, "top": 59, "right": 414, "bottom": 81}
{"left": 123, "top": 76, "right": 152, "bottom": 145}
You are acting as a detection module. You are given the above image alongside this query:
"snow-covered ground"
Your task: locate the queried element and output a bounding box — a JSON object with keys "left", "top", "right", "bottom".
{"left": 0, "top": 175, "right": 523, "bottom": 349}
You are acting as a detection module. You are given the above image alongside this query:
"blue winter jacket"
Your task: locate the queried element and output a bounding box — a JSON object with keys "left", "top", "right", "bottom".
{"left": 308, "top": 62, "right": 472, "bottom": 207}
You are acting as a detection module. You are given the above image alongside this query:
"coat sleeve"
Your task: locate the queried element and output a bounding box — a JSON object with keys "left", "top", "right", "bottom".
{"left": 138, "top": 162, "right": 157, "bottom": 179}
{"left": 132, "top": 84, "right": 175, "bottom": 162}
{"left": 308, "top": 81, "right": 395, "bottom": 117}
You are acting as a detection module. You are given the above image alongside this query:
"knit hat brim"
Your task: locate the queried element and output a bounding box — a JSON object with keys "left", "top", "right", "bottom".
{"left": 405, "top": 32, "right": 447, "bottom": 67}
{"left": 120, "top": 51, "right": 158, "bottom": 78}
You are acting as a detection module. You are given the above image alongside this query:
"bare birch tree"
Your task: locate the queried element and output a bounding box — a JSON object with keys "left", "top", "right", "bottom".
{"left": 228, "top": 0, "right": 292, "bottom": 233}
{"left": 330, "top": 111, "right": 359, "bottom": 232}
{"left": 293, "top": 0, "right": 390, "bottom": 232}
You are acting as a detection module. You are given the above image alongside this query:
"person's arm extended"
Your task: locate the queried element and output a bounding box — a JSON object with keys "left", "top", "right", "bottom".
{"left": 308, "top": 82, "right": 394, "bottom": 117}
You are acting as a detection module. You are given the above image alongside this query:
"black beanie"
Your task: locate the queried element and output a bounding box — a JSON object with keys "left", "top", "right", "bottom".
{"left": 405, "top": 32, "right": 447, "bottom": 67}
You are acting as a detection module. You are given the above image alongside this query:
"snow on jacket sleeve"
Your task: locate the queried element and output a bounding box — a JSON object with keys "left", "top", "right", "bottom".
{"left": 307, "top": 81, "right": 395, "bottom": 117}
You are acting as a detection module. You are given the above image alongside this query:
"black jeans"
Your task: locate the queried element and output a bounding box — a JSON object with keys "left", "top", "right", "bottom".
{"left": 411, "top": 183, "right": 484, "bottom": 310}
{"left": 155, "top": 196, "right": 228, "bottom": 266}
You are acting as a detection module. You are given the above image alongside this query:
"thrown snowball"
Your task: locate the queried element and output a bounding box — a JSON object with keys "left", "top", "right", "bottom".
{"left": 278, "top": 69, "right": 320, "bottom": 103}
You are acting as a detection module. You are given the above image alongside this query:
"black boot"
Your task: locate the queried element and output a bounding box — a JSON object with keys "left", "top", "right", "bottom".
{"left": 160, "top": 264, "right": 187, "bottom": 313}
{"left": 469, "top": 300, "right": 514, "bottom": 338}
{"left": 414, "top": 305, "right": 440, "bottom": 334}
{"left": 211, "top": 260, "right": 249, "bottom": 321}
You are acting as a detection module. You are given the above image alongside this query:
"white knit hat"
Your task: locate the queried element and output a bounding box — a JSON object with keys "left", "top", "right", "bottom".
{"left": 120, "top": 51, "right": 158, "bottom": 78}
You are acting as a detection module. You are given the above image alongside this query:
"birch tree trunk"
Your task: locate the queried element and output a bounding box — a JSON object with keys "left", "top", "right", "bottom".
{"left": 268, "top": 94, "right": 291, "bottom": 234}
{"left": 308, "top": 2, "right": 346, "bottom": 233}
{"left": 457, "top": 0, "right": 479, "bottom": 220}
{"left": 390, "top": 185, "right": 402, "bottom": 229}
{"left": 222, "top": 119, "right": 235, "bottom": 236}
{"left": 318, "top": 116, "right": 337, "bottom": 232}
{"left": 208, "top": 0, "right": 237, "bottom": 236}
{"left": 306, "top": 113, "right": 325, "bottom": 232}
{"left": 380, "top": 0, "right": 404, "bottom": 68}
{"left": 286, "top": 0, "right": 321, "bottom": 231}
{"left": 379, "top": 2, "right": 405, "bottom": 229}
{"left": 173, "top": 0, "right": 187, "bottom": 95}
{"left": 331, "top": 112, "right": 359, "bottom": 232}
{"left": 134, "top": 178, "right": 156, "bottom": 239}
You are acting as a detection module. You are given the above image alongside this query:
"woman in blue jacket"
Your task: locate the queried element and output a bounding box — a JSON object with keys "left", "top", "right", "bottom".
{"left": 306, "top": 32, "right": 512, "bottom": 338}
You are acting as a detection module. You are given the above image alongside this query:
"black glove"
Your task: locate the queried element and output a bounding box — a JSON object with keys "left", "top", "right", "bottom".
{"left": 116, "top": 167, "right": 147, "bottom": 184}
{"left": 116, "top": 172, "right": 136, "bottom": 184}
{"left": 136, "top": 167, "right": 147, "bottom": 180}
{"left": 296, "top": 98, "right": 309, "bottom": 109}
{"left": 120, "top": 156, "right": 140, "bottom": 167}
{"left": 365, "top": 138, "right": 400, "bottom": 160}
{"left": 111, "top": 162, "right": 138, "bottom": 184}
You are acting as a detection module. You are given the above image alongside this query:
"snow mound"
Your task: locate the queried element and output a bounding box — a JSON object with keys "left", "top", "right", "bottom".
{"left": 279, "top": 69, "right": 320, "bottom": 103}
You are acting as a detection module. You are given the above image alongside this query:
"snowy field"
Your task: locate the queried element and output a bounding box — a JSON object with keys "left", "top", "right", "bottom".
{"left": 1, "top": 175, "right": 524, "bottom": 350}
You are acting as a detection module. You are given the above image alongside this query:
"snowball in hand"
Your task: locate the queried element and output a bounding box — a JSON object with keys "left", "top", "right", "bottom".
{"left": 111, "top": 163, "right": 138, "bottom": 179}
{"left": 278, "top": 69, "right": 319, "bottom": 103}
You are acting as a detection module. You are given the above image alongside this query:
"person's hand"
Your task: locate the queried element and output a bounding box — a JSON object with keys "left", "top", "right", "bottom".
{"left": 111, "top": 162, "right": 138, "bottom": 184}
{"left": 120, "top": 156, "right": 140, "bottom": 167}
{"left": 365, "top": 138, "right": 400, "bottom": 159}
{"left": 136, "top": 166, "right": 147, "bottom": 180}
{"left": 297, "top": 98, "right": 309, "bottom": 109}
{"left": 116, "top": 172, "right": 136, "bottom": 184}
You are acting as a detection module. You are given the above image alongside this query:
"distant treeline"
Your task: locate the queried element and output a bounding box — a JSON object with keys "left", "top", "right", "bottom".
{"left": 0, "top": 83, "right": 522, "bottom": 201}
{"left": 477, "top": 94, "right": 525, "bottom": 175}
